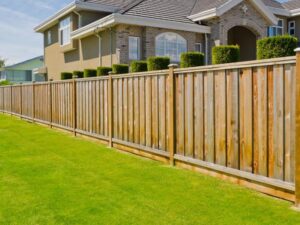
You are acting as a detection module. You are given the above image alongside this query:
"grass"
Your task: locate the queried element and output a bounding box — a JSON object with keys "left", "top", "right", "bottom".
{"left": 0, "top": 114, "right": 299, "bottom": 225}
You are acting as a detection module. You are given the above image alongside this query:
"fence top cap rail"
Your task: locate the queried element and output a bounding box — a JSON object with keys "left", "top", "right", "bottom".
{"left": 111, "top": 69, "right": 169, "bottom": 79}
{"left": 174, "top": 56, "right": 296, "bottom": 74}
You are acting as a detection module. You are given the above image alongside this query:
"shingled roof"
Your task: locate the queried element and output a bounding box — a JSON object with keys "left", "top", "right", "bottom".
{"left": 83, "top": 0, "right": 286, "bottom": 22}
{"left": 283, "top": 0, "right": 300, "bottom": 11}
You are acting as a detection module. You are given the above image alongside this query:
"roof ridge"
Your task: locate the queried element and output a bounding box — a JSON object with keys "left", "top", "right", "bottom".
{"left": 118, "top": 0, "right": 146, "bottom": 14}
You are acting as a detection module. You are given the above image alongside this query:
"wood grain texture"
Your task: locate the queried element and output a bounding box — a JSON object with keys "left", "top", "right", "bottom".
{"left": 226, "top": 69, "right": 239, "bottom": 169}
{"left": 253, "top": 67, "right": 268, "bottom": 176}
{"left": 204, "top": 71, "right": 215, "bottom": 163}
{"left": 239, "top": 68, "right": 253, "bottom": 173}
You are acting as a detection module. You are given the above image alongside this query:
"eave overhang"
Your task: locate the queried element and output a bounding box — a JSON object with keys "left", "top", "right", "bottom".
{"left": 71, "top": 13, "right": 211, "bottom": 40}
{"left": 34, "top": 0, "right": 117, "bottom": 33}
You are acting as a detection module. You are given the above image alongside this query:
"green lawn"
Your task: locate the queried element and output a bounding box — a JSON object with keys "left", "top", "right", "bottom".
{"left": 0, "top": 114, "right": 299, "bottom": 225}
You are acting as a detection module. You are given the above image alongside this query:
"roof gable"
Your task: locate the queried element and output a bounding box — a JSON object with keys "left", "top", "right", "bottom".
{"left": 189, "top": 0, "right": 278, "bottom": 24}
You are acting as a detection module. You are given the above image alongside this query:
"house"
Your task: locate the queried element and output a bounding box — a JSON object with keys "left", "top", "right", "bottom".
{"left": 35, "top": 0, "right": 300, "bottom": 80}
{"left": 0, "top": 56, "right": 46, "bottom": 83}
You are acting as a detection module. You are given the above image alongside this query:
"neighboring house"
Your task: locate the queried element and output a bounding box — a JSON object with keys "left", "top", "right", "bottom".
{"left": 34, "top": 0, "right": 300, "bottom": 80}
{"left": 0, "top": 56, "right": 46, "bottom": 83}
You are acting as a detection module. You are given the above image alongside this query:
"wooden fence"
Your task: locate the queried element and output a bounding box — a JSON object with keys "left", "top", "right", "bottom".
{"left": 1, "top": 55, "right": 300, "bottom": 205}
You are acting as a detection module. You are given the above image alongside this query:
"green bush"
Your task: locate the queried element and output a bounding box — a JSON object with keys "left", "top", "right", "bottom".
{"left": 0, "top": 80, "right": 11, "bottom": 86}
{"left": 147, "top": 57, "right": 170, "bottom": 71}
{"left": 61, "top": 72, "right": 73, "bottom": 80}
{"left": 180, "top": 52, "right": 205, "bottom": 68}
{"left": 257, "top": 35, "right": 298, "bottom": 60}
{"left": 84, "top": 69, "right": 97, "bottom": 78}
{"left": 73, "top": 71, "right": 84, "bottom": 78}
{"left": 112, "top": 64, "right": 129, "bottom": 74}
{"left": 212, "top": 45, "right": 240, "bottom": 64}
{"left": 97, "top": 67, "right": 112, "bottom": 76}
{"left": 130, "top": 61, "right": 148, "bottom": 72}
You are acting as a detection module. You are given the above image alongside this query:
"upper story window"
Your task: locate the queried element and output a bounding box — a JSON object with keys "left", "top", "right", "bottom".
{"left": 47, "top": 30, "right": 52, "bottom": 45}
{"left": 267, "top": 19, "right": 283, "bottom": 37}
{"left": 129, "top": 36, "right": 140, "bottom": 60}
{"left": 155, "top": 32, "right": 187, "bottom": 62}
{"left": 288, "top": 21, "right": 296, "bottom": 36}
{"left": 59, "top": 17, "right": 71, "bottom": 46}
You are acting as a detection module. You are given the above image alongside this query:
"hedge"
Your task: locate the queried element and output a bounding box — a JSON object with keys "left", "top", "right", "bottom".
{"left": 257, "top": 35, "right": 298, "bottom": 60}
{"left": 73, "top": 71, "right": 84, "bottom": 78}
{"left": 212, "top": 45, "right": 240, "bottom": 64}
{"left": 147, "top": 57, "right": 170, "bottom": 71}
{"left": 112, "top": 64, "right": 129, "bottom": 74}
{"left": 61, "top": 72, "right": 73, "bottom": 80}
{"left": 97, "top": 67, "right": 112, "bottom": 76}
{"left": 84, "top": 69, "right": 97, "bottom": 78}
{"left": 130, "top": 61, "right": 148, "bottom": 72}
{"left": 180, "top": 52, "right": 205, "bottom": 68}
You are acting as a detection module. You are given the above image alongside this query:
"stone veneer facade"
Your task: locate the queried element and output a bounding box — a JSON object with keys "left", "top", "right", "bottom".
{"left": 115, "top": 24, "right": 205, "bottom": 64}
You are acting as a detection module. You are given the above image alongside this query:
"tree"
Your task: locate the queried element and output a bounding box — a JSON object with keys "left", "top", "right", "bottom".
{"left": 0, "top": 57, "right": 5, "bottom": 68}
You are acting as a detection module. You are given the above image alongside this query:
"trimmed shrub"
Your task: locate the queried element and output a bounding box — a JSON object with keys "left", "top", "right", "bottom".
{"left": 97, "top": 67, "right": 112, "bottom": 76}
{"left": 112, "top": 64, "right": 129, "bottom": 74}
{"left": 180, "top": 52, "right": 205, "bottom": 68}
{"left": 0, "top": 80, "right": 11, "bottom": 86}
{"left": 61, "top": 72, "right": 73, "bottom": 80}
{"left": 130, "top": 61, "right": 148, "bottom": 72}
{"left": 212, "top": 45, "right": 240, "bottom": 64}
{"left": 147, "top": 57, "right": 170, "bottom": 71}
{"left": 73, "top": 71, "right": 84, "bottom": 78}
{"left": 84, "top": 69, "right": 97, "bottom": 78}
{"left": 257, "top": 35, "right": 298, "bottom": 59}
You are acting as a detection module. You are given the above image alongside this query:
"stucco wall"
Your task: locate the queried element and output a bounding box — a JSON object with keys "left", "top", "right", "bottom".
{"left": 44, "top": 12, "right": 117, "bottom": 80}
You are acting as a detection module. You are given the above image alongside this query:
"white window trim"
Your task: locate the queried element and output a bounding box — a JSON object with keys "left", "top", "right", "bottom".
{"left": 268, "top": 19, "right": 283, "bottom": 37}
{"left": 155, "top": 32, "right": 187, "bottom": 62}
{"left": 47, "top": 30, "right": 52, "bottom": 45}
{"left": 195, "top": 43, "right": 202, "bottom": 52}
{"left": 288, "top": 21, "right": 296, "bottom": 36}
{"left": 59, "top": 17, "right": 71, "bottom": 46}
{"left": 128, "top": 36, "right": 141, "bottom": 60}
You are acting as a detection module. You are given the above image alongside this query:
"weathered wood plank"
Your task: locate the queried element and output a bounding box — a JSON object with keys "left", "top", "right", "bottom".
{"left": 226, "top": 69, "right": 239, "bottom": 169}
{"left": 253, "top": 67, "right": 268, "bottom": 176}
{"left": 239, "top": 68, "right": 253, "bottom": 173}
{"left": 176, "top": 74, "right": 185, "bottom": 156}
{"left": 215, "top": 70, "right": 226, "bottom": 166}
{"left": 185, "top": 73, "right": 194, "bottom": 157}
{"left": 204, "top": 71, "right": 215, "bottom": 163}
{"left": 194, "top": 73, "right": 204, "bottom": 160}
{"left": 285, "top": 64, "right": 296, "bottom": 182}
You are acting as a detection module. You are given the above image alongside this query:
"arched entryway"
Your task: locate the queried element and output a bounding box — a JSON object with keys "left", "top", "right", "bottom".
{"left": 228, "top": 26, "right": 257, "bottom": 61}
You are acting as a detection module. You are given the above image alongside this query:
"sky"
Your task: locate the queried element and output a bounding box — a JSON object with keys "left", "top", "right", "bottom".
{"left": 0, "top": 0, "right": 72, "bottom": 65}
{"left": 0, "top": 0, "right": 289, "bottom": 65}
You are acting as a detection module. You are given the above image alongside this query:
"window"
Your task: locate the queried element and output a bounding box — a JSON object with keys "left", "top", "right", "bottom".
{"left": 59, "top": 17, "right": 71, "bottom": 46}
{"left": 267, "top": 19, "right": 283, "bottom": 37}
{"left": 47, "top": 30, "right": 52, "bottom": 45}
{"left": 155, "top": 32, "right": 187, "bottom": 62}
{"left": 195, "top": 43, "right": 202, "bottom": 52}
{"left": 289, "top": 21, "right": 296, "bottom": 36}
{"left": 129, "top": 36, "right": 140, "bottom": 60}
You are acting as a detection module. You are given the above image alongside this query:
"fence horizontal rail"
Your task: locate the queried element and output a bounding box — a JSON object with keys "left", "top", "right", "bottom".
{"left": 0, "top": 55, "right": 299, "bottom": 205}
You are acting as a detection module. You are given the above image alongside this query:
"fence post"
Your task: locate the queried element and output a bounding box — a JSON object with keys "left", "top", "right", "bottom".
{"left": 295, "top": 48, "right": 300, "bottom": 208}
{"left": 108, "top": 72, "right": 113, "bottom": 148}
{"left": 32, "top": 81, "right": 35, "bottom": 121}
{"left": 20, "top": 83, "right": 22, "bottom": 117}
{"left": 10, "top": 85, "right": 12, "bottom": 115}
{"left": 168, "top": 64, "right": 178, "bottom": 165}
{"left": 49, "top": 80, "right": 53, "bottom": 128}
{"left": 73, "top": 78, "right": 77, "bottom": 136}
